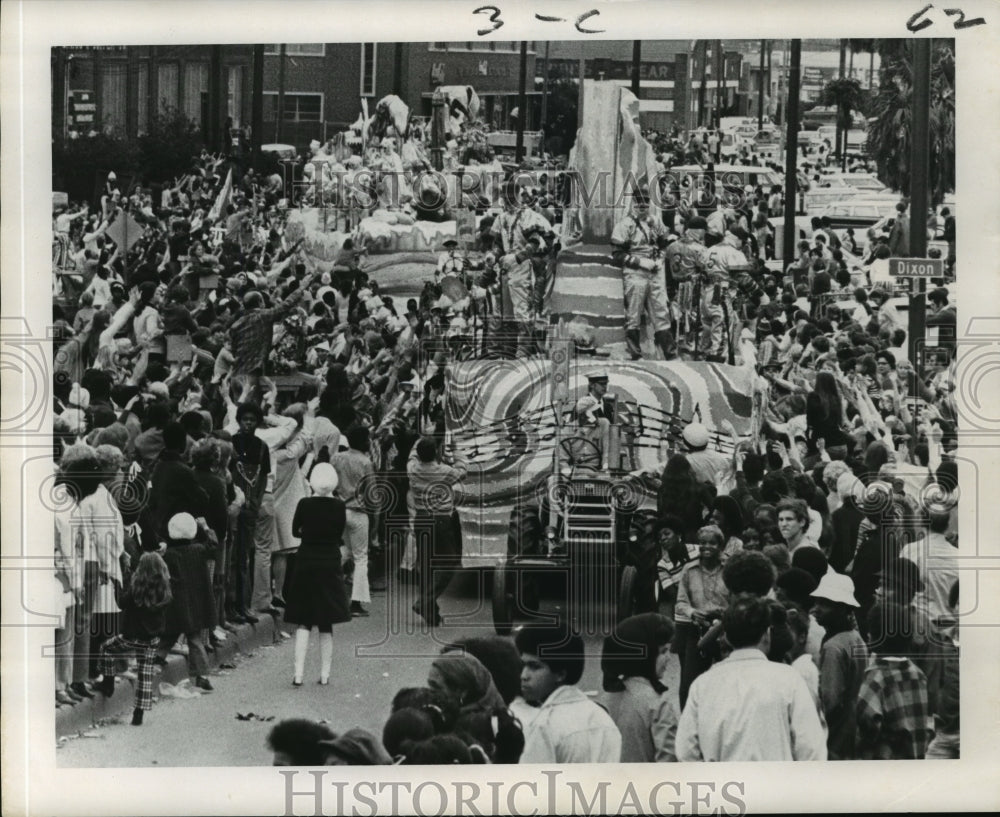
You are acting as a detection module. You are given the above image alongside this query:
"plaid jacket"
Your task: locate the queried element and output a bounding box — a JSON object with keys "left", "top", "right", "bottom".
{"left": 856, "top": 656, "right": 934, "bottom": 759}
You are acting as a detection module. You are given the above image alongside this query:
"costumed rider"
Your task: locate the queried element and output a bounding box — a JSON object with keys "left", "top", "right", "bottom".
{"left": 436, "top": 237, "right": 485, "bottom": 290}
{"left": 567, "top": 372, "right": 612, "bottom": 471}
{"left": 699, "top": 223, "right": 749, "bottom": 363}
{"left": 490, "top": 181, "right": 555, "bottom": 350}
{"left": 665, "top": 215, "right": 710, "bottom": 357}
{"left": 610, "top": 186, "right": 676, "bottom": 361}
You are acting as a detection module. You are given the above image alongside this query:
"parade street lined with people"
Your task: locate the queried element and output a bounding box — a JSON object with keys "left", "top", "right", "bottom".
{"left": 50, "top": 37, "right": 959, "bottom": 766}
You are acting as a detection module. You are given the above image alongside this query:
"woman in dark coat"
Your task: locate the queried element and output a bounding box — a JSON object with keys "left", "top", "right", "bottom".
{"left": 284, "top": 463, "right": 351, "bottom": 686}
{"left": 657, "top": 453, "right": 713, "bottom": 543}
{"left": 156, "top": 512, "right": 217, "bottom": 691}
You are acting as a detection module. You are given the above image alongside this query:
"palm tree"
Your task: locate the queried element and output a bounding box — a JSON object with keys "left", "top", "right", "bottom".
{"left": 866, "top": 40, "right": 955, "bottom": 205}
{"left": 818, "top": 77, "right": 866, "bottom": 171}
{"left": 849, "top": 39, "right": 878, "bottom": 90}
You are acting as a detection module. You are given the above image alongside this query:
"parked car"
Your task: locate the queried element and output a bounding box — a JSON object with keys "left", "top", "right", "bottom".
{"left": 819, "top": 198, "right": 901, "bottom": 229}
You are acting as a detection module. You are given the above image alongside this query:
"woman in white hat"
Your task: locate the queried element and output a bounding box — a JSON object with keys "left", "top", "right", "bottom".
{"left": 283, "top": 463, "right": 351, "bottom": 686}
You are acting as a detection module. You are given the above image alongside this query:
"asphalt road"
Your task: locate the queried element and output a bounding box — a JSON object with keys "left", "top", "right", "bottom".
{"left": 56, "top": 570, "right": 680, "bottom": 767}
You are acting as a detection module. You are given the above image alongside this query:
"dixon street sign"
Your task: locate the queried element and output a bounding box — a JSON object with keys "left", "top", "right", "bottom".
{"left": 889, "top": 257, "right": 944, "bottom": 277}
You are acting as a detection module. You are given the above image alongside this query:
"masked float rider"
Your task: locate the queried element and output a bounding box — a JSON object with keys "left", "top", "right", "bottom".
{"left": 700, "top": 224, "right": 749, "bottom": 363}
{"left": 436, "top": 237, "right": 485, "bottom": 287}
{"left": 491, "top": 182, "right": 555, "bottom": 350}
{"left": 610, "top": 188, "right": 676, "bottom": 361}
{"left": 665, "top": 215, "right": 710, "bottom": 358}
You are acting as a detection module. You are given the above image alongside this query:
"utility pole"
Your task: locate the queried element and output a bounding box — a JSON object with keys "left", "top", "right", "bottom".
{"left": 908, "top": 37, "right": 932, "bottom": 365}
{"left": 275, "top": 44, "right": 287, "bottom": 144}
{"left": 836, "top": 38, "right": 847, "bottom": 167}
{"left": 631, "top": 40, "right": 641, "bottom": 98}
{"left": 515, "top": 41, "right": 527, "bottom": 162}
{"left": 697, "top": 41, "right": 708, "bottom": 127}
{"left": 716, "top": 39, "right": 723, "bottom": 128}
{"left": 758, "top": 40, "right": 766, "bottom": 130}
{"left": 540, "top": 41, "right": 550, "bottom": 151}
{"left": 577, "top": 55, "right": 585, "bottom": 129}
{"left": 782, "top": 40, "right": 801, "bottom": 266}
{"left": 251, "top": 45, "right": 264, "bottom": 172}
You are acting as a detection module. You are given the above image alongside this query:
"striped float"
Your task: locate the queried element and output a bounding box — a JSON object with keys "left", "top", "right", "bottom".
{"left": 446, "top": 359, "right": 757, "bottom": 563}
{"left": 549, "top": 243, "right": 670, "bottom": 356}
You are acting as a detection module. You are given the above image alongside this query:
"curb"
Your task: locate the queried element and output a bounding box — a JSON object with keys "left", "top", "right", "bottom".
{"left": 56, "top": 614, "right": 279, "bottom": 738}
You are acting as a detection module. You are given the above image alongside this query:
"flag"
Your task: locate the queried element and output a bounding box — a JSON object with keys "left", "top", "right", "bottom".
{"left": 208, "top": 169, "right": 233, "bottom": 222}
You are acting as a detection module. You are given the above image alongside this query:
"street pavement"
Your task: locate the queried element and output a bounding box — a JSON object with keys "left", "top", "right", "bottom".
{"left": 56, "top": 570, "right": 680, "bottom": 767}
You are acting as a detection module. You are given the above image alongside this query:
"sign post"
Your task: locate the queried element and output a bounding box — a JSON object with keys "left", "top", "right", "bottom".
{"left": 890, "top": 257, "right": 941, "bottom": 367}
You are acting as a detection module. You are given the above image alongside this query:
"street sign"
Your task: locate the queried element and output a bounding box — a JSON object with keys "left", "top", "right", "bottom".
{"left": 889, "top": 257, "right": 944, "bottom": 277}
{"left": 105, "top": 213, "right": 144, "bottom": 253}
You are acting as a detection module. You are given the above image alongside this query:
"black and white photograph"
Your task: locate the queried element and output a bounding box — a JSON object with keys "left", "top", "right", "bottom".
{"left": 2, "top": 1, "right": 999, "bottom": 814}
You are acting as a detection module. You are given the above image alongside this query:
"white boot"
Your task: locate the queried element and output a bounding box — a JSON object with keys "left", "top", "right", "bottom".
{"left": 319, "top": 632, "right": 333, "bottom": 685}
{"left": 293, "top": 627, "right": 309, "bottom": 684}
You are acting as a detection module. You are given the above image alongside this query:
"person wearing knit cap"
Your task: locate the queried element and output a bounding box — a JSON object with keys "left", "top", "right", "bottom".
{"left": 319, "top": 728, "right": 393, "bottom": 765}
{"left": 283, "top": 463, "right": 351, "bottom": 685}
{"left": 610, "top": 187, "right": 675, "bottom": 360}
{"left": 155, "top": 512, "right": 216, "bottom": 692}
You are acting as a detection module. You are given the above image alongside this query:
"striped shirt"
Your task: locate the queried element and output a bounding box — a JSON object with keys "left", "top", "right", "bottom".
{"left": 406, "top": 450, "right": 468, "bottom": 515}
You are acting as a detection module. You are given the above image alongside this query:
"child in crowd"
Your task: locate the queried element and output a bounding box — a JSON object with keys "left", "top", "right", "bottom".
{"left": 97, "top": 552, "right": 171, "bottom": 726}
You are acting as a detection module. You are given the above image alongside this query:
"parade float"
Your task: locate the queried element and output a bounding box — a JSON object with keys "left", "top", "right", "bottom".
{"left": 293, "top": 84, "right": 765, "bottom": 629}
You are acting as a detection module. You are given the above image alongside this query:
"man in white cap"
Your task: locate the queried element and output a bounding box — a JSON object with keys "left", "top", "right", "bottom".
{"left": 811, "top": 570, "right": 869, "bottom": 760}
{"left": 568, "top": 372, "right": 611, "bottom": 470}
{"left": 435, "top": 237, "right": 483, "bottom": 289}
{"left": 681, "top": 419, "right": 736, "bottom": 493}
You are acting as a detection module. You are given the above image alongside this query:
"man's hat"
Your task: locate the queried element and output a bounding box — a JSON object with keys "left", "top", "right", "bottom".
{"left": 687, "top": 216, "right": 708, "bottom": 231}
{"left": 682, "top": 422, "right": 710, "bottom": 450}
{"left": 587, "top": 371, "right": 609, "bottom": 384}
{"left": 442, "top": 238, "right": 459, "bottom": 248}
{"left": 632, "top": 186, "right": 651, "bottom": 204}
{"left": 811, "top": 570, "right": 860, "bottom": 608}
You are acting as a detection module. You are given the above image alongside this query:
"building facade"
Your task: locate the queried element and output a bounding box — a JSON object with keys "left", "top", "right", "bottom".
{"left": 538, "top": 40, "right": 741, "bottom": 133}
{"left": 53, "top": 42, "right": 540, "bottom": 152}
{"left": 52, "top": 45, "right": 253, "bottom": 149}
